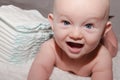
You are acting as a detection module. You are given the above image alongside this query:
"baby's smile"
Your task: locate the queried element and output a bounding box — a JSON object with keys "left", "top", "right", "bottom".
{"left": 66, "top": 42, "right": 84, "bottom": 48}
{"left": 66, "top": 41, "right": 84, "bottom": 53}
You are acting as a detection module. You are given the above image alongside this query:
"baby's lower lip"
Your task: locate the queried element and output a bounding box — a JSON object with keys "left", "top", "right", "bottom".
{"left": 69, "top": 47, "right": 82, "bottom": 53}
{"left": 66, "top": 42, "right": 84, "bottom": 53}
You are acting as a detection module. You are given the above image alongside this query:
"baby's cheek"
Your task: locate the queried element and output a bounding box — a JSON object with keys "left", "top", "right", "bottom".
{"left": 86, "top": 36, "right": 100, "bottom": 47}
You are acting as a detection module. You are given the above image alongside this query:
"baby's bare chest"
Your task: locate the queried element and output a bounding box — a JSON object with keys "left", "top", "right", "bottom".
{"left": 55, "top": 58, "right": 95, "bottom": 77}
{"left": 54, "top": 46, "right": 97, "bottom": 77}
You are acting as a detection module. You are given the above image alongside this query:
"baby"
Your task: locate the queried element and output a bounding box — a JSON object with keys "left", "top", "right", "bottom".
{"left": 28, "top": 0, "right": 118, "bottom": 80}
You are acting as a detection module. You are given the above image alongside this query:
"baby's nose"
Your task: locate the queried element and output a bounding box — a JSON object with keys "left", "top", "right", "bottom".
{"left": 69, "top": 27, "right": 83, "bottom": 40}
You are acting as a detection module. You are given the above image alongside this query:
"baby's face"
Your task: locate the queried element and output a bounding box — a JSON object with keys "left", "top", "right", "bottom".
{"left": 49, "top": 0, "right": 110, "bottom": 59}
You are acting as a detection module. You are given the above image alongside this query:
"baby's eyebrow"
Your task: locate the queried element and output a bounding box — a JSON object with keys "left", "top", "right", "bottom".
{"left": 108, "top": 15, "right": 114, "bottom": 20}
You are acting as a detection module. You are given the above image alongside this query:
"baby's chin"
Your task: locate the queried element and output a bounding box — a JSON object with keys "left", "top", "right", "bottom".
{"left": 65, "top": 51, "right": 86, "bottom": 60}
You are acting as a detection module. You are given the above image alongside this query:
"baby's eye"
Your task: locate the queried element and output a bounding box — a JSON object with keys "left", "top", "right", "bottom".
{"left": 62, "top": 20, "right": 70, "bottom": 25}
{"left": 85, "top": 23, "right": 94, "bottom": 29}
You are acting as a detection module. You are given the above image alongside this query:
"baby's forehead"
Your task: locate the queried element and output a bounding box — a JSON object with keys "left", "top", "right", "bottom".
{"left": 54, "top": 0, "right": 109, "bottom": 9}
{"left": 54, "top": 0, "right": 109, "bottom": 18}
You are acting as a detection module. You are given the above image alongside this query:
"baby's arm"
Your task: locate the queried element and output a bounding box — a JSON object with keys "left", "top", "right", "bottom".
{"left": 27, "top": 41, "right": 56, "bottom": 80}
{"left": 91, "top": 46, "right": 113, "bottom": 80}
{"left": 102, "top": 28, "right": 118, "bottom": 57}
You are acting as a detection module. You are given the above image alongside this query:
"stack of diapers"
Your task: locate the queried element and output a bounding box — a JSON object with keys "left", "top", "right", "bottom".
{"left": 0, "top": 5, "right": 52, "bottom": 64}
{"left": 0, "top": 5, "right": 53, "bottom": 80}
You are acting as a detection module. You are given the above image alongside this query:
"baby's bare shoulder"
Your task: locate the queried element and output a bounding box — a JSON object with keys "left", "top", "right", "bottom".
{"left": 92, "top": 45, "right": 112, "bottom": 72}
{"left": 36, "top": 38, "right": 56, "bottom": 63}
{"left": 40, "top": 38, "right": 55, "bottom": 49}
{"left": 39, "top": 38, "right": 57, "bottom": 58}
{"left": 91, "top": 45, "right": 113, "bottom": 80}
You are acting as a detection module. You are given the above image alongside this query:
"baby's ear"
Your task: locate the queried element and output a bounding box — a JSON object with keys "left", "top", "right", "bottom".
{"left": 104, "top": 21, "right": 112, "bottom": 36}
{"left": 48, "top": 13, "right": 54, "bottom": 30}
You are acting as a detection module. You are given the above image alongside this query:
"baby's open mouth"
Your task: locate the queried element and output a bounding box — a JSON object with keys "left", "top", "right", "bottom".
{"left": 66, "top": 42, "right": 84, "bottom": 48}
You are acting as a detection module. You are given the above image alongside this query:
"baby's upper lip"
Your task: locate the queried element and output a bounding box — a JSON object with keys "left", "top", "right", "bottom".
{"left": 66, "top": 41, "right": 84, "bottom": 48}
